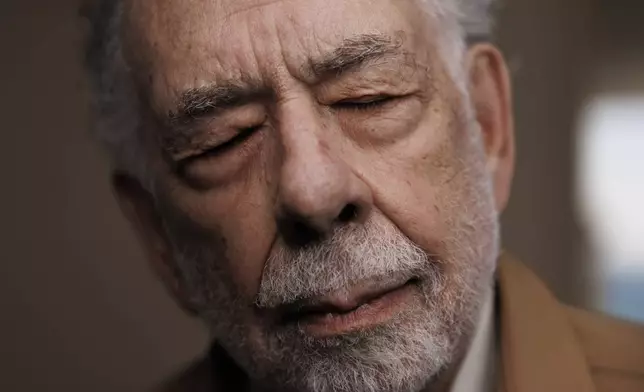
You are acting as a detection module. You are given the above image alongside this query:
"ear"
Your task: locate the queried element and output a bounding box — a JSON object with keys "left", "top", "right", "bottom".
{"left": 466, "top": 43, "right": 516, "bottom": 212}
{"left": 112, "top": 173, "right": 196, "bottom": 314}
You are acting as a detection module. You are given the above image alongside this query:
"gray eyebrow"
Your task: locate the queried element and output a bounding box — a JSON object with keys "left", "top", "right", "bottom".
{"left": 308, "top": 33, "right": 404, "bottom": 78}
{"left": 168, "top": 82, "right": 268, "bottom": 127}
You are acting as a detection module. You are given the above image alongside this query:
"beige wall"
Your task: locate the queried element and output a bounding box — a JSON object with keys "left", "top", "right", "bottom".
{"left": 496, "top": 0, "right": 595, "bottom": 306}
{"left": 1, "top": 0, "right": 634, "bottom": 390}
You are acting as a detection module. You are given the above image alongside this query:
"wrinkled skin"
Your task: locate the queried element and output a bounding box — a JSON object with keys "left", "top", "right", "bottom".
{"left": 114, "top": 0, "right": 515, "bottom": 390}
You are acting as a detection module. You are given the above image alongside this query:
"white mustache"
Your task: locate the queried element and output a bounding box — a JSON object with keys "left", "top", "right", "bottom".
{"left": 255, "top": 218, "right": 436, "bottom": 309}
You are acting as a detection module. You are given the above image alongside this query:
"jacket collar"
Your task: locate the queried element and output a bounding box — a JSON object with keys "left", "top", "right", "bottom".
{"left": 497, "top": 252, "right": 595, "bottom": 392}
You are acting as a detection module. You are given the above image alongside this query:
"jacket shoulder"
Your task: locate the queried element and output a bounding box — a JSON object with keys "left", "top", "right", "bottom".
{"left": 566, "top": 306, "right": 644, "bottom": 391}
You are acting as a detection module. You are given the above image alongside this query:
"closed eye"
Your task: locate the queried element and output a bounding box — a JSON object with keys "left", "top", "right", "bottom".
{"left": 180, "top": 125, "right": 263, "bottom": 166}
{"left": 332, "top": 95, "right": 397, "bottom": 111}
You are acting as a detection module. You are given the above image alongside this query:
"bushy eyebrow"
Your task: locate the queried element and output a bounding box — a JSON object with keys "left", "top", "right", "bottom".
{"left": 307, "top": 33, "right": 404, "bottom": 78}
{"left": 168, "top": 82, "right": 268, "bottom": 128}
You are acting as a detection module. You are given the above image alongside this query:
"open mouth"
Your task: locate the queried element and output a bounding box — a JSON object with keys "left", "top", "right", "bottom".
{"left": 280, "top": 278, "right": 421, "bottom": 337}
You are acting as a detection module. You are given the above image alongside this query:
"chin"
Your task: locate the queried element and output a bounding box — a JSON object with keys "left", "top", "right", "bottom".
{"left": 242, "top": 294, "right": 459, "bottom": 392}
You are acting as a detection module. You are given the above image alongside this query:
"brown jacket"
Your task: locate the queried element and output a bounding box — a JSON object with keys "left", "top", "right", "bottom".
{"left": 161, "top": 254, "right": 644, "bottom": 391}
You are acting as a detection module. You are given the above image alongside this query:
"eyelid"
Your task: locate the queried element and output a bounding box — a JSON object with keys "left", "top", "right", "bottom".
{"left": 332, "top": 94, "right": 398, "bottom": 110}
{"left": 176, "top": 122, "right": 265, "bottom": 168}
{"left": 340, "top": 94, "right": 389, "bottom": 103}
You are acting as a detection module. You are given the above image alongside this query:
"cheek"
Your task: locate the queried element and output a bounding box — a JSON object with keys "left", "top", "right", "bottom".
{"left": 161, "top": 156, "right": 279, "bottom": 301}
{"left": 361, "top": 102, "right": 478, "bottom": 256}
{"left": 370, "top": 154, "right": 462, "bottom": 257}
{"left": 219, "top": 201, "right": 277, "bottom": 299}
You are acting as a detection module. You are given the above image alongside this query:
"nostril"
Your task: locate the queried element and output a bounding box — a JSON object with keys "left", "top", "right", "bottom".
{"left": 338, "top": 203, "right": 359, "bottom": 223}
{"left": 279, "top": 217, "right": 323, "bottom": 248}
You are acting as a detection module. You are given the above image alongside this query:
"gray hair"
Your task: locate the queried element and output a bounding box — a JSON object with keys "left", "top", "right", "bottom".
{"left": 83, "top": 0, "right": 496, "bottom": 184}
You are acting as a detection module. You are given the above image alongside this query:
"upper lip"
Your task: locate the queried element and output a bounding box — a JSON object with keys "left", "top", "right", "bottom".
{"left": 279, "top": 277, "right": 416, "bottom": 322}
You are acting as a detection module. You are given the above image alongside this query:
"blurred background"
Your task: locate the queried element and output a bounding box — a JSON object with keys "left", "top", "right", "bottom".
{"left": 0, "top": 0, "right": 642, "bottom": 390}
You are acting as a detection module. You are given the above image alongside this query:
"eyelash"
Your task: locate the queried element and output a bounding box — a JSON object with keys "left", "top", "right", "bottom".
{"left": 180, "top": 125, "right": 262, "bottom": 166}
{"left": 333, "top": 95, "right": 396, "bottom": 111}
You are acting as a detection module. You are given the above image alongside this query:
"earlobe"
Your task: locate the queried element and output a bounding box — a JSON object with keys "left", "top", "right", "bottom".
{"left": 466, "top": 43, "right": 515, "bottom": 212}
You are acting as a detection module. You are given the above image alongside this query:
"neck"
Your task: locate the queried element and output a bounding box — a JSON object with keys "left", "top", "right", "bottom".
{"left": 445, "top": 286, "right": 497, "bottom": 392}
{"left": 419, "top": 333, "right": 471, "bottom": 392}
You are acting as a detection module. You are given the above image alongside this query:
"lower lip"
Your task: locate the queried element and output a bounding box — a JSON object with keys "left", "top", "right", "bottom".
{"left": 293, "top": 281, "right": 418, "bottom": 338}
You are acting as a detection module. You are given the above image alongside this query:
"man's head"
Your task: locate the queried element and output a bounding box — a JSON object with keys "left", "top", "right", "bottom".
{"left": 85, "top": 0, "right": 514, "bottom": 391}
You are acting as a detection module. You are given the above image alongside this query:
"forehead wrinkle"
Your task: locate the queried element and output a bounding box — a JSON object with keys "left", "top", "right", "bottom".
{"left": 129, "top": 0, "right": 435, "bottom": 126}
{"left": 219, "top": 0, "right": 285, "bottom": 21}
{"left": 272, "top": 10, "right": 317, "bottom": 84}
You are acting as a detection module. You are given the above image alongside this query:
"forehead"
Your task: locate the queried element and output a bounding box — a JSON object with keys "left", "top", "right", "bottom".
{"left": 123, "top": 0, "right": 434, "bottom": 99}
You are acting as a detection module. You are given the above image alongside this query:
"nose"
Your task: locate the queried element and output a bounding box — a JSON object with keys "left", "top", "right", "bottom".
{"left": 276, "top": 102, "right": 373, "bottom": 247}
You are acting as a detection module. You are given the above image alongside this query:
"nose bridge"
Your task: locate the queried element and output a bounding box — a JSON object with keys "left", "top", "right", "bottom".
{"left": 275, "top": 96, "right": 372, "bottom": 239}
{"left": 278, "top": 98, "right": 347, "bottom": 209}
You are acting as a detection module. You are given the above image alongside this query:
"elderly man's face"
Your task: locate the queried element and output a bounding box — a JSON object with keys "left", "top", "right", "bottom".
{"left": 117, "top": 0, "right": 513, "bottom": 390}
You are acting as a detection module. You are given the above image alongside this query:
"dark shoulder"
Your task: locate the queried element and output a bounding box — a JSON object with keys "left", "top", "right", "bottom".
{"left": 153, "top": 357, "right": 214, "bottom": 392}
{"left": 566, "top": 306, "right": 644, "bottom": 391}
{"left": 153, "top": 345, "right": 249, "bottom": 392}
